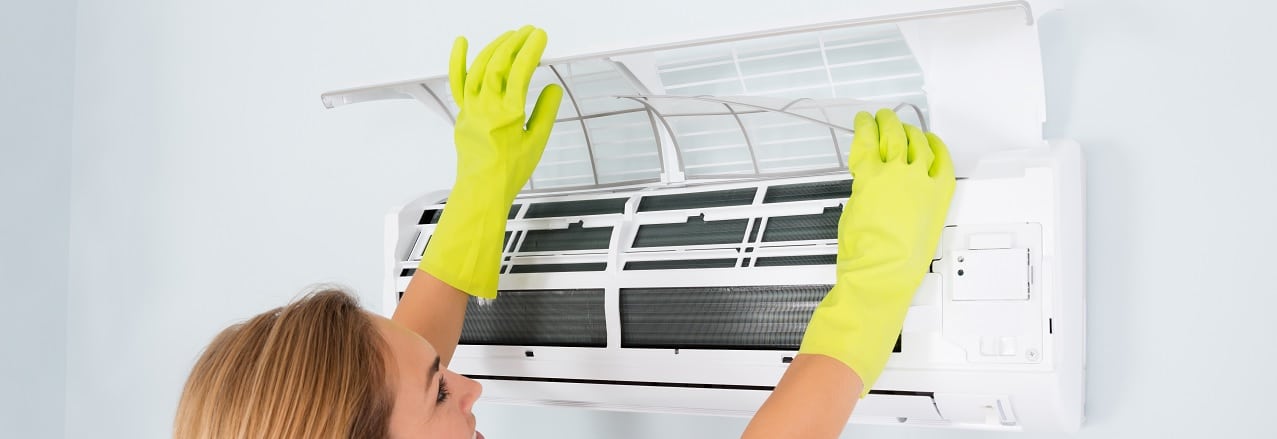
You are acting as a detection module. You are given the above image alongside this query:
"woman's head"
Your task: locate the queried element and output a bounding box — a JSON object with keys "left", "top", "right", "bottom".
{"left": 174, "top": 288, "right": 483, "bottom": 439}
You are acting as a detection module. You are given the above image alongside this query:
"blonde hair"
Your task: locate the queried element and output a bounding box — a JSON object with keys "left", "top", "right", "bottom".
{"left": 174, "top": 289, "right": 393, "bottom": 439}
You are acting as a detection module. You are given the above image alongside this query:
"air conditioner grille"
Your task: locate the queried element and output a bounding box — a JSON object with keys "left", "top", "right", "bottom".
{"left": 638, "top": 188, "right": 757, "bottom": 212}
{"left": 520, "top": 224, "right": 614, "bottom": 252}
{"left": 633, "top": 217, "right": 749, "bottom": 248}
{"left": 460, "top": 289, "right": 607, "bottom": 347}
{"left": 760, "top": 207, "right": 841, "bottom": 242}
{"left": 619, "top": 285, "right": 828, "bottom": 350}
{"left": 508, "top": 263, "right": 608, "bottom": 274}
{"left": 623, "top": 259, "right": 738, "bottom": 270}
{"left": 755, "top": 255, "right": 838, "bottom": 267}
{"left": 764, "top": 179, "right": 852, "bottom": 203}
{"left": 525, "top": 198, "right": 627, "bottom": 218}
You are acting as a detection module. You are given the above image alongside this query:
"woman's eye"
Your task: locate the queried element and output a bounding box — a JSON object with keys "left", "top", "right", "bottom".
{"left": 436, "top": 378, "right": 450, "bottom": 404}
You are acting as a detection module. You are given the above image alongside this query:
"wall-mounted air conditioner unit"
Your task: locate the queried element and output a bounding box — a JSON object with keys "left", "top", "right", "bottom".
{"left": 322, "top": 0, "right": 1084, "bottom": 432}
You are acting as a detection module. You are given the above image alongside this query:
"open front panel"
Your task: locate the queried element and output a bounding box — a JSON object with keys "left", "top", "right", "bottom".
{"left": 326, "top": 2, "right": 1054, "bottom": 181}
{"left": 396, "top": 23, "right": 927, "bottom": 190}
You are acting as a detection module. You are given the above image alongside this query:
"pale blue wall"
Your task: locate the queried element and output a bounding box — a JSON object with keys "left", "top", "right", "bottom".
{"left": 59, "top": 0, "right": 1277, "bottom": 437}
{"left": 0, "top": 0, "right": 76, "bottom": 438}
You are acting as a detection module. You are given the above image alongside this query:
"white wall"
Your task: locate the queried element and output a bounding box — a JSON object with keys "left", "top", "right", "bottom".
{"left": 62, "top": 0, "right": 1276, "bottom": 438}
{"left": 0, "top": 1, "right": 76, "bottom": 438}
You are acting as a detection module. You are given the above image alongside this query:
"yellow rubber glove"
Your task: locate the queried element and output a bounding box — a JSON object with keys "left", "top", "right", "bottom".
{"left": 419, "top": 26, "right": 564, "bottom": 299}
{"left": 798, "top": 109, "right": 955, "bottom": 396}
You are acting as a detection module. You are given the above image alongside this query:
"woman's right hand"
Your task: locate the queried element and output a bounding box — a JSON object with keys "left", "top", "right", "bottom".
{"left": 798, "top": 108, "right": 956, "bottom": 395}
{"left": 448, "top": 25, "right": 563, "bottom": 204}
{"left": 745, "top": 110, "right": 955, "bottom": 438}
{"left": 420, "top": 26, "right": 562, "bottom": 299}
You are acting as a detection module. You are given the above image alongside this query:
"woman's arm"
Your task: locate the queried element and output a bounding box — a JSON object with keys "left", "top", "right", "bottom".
{"left": 742, "top": 354, "right": 862, "bottom": 439}
{"left": 742, "top": 110, "right": 955, "bottom": 438}
{"left": 391, "top": 273, "right": 469, "bottom": 366}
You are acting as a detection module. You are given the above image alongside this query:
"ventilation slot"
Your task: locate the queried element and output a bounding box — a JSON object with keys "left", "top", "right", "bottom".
{"left": 633, "top": 215, "right": 748, "bottom": 248}
{"left": 764, "top": 180, "right": 852, "bottom": 203}
{"left": 419, "top": 208, "right": 443, "bottom": 225}
{"left": 508, "top": 263, "right": 607, "bottom": 274}
{"left": 520, "top": 222, "right": 614, "bottom": 252}
{"left": 761, "top": 207, "right": 841, "bottom": 242}
{"left": 460, "top": 289, "right": 607, "bottom": 347}
{"left": 525, "top": 198, "right": 627, "bottom": 218}
{"left": 755, "top": 254, "right": 837, "bottom": 266}
{"left": 624, "top": 259, "right": 737, "bottom": 270}
{"left": 620, "top": 285, "right": 829, "bottom": 349}
{"left": 638, "top": 188, "right": 757, "bottom": 212}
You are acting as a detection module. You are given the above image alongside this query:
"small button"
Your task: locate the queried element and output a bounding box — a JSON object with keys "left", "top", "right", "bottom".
{"left": 998, "top": 337, "right": 1017, "bottom": 356}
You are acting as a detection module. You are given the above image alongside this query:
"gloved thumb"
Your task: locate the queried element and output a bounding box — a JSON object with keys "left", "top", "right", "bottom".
{"left": 525, "top": 83, "right": 563, "bottom": 146}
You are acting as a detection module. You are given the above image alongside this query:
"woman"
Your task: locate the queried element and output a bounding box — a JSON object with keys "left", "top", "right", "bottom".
{"left": 174, "top": 25, "right": 954, "bottom": 439}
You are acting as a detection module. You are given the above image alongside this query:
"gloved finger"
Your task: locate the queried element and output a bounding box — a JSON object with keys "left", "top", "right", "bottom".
{"left": 848, "top": 111, "right": 878, "bottom": 175}
{"left": 875, "top": 108, "right": 907, "bottom": 164}
{"left": 525, "top": 84, "right": 564, "bottom": 150}
{"left": 904, "top": 123, "right": 933, "bottom": 170}
{"left": 926, "top": 132, "right": 955, "bottom": 180}
{"left": 448, "top": 36, "right": 468, "bottom": 108}
{"left": 465, "top": 30, "right": 514, "bottom": 99}
{"left": 507, "top": 27, "right": 548, "bottom": 109}
{"left": 485, "top": 26, "right": 535, "bottom": 99}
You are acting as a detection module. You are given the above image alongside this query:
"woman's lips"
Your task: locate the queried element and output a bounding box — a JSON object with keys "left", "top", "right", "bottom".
{"left": 475, "top": 431, "right": 485, "bottom": 439}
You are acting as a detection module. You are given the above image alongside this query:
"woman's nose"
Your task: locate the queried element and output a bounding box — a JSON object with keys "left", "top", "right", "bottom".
{"left": 457, "top": 373, "right": 484, "bottom": 413}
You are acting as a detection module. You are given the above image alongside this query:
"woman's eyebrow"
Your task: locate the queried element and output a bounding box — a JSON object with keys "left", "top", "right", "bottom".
{"left": 426, "top": 355, "right": 441, "bottom": 382}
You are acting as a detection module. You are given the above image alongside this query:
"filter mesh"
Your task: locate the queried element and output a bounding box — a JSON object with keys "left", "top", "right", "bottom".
{"left": 620, "top": 285, "right": 830, "bottom": 349}
{"left": 520, "top": 224, "right": 614, "bottom": 252}
{"left": 633, "top": 217, "right": 748, "bottom": 248}
{"left": 755, "top": 254, "right": 837, "bottom": 266}
{"left": 764, "top": 180, "right": 852, "bottom": 203}
{"left": 460, "top": 289, "right": 607, "bottom": 347}
{"left": 508, "top": 263, "right": 607, "bottom": 274}
{"left": 525, "top": 198, "right": 627, "bottom": 218}
{"left": 624, "top": 259, "right": 737, "bottom": 270}
{"left": 638, "top": 188, "right": 757, "bottom": 212}
{"left": 761, "top": 207, "right": 841, "bottom": 242}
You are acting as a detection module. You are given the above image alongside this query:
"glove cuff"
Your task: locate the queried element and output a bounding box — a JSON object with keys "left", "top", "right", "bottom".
{"left": 798, "top": 281, "right": 912, "bottom": 397}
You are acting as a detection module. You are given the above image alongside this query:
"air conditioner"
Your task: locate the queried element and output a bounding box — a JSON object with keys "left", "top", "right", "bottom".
{"left": 322, "top": 0, "right": 1085, "bottom": 432}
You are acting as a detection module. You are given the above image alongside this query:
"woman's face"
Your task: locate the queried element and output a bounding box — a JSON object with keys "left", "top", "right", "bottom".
{"left": 370, "top": 313, "right": 485, "bottom": 439}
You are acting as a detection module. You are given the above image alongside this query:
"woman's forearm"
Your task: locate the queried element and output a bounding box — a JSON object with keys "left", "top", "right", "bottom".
{"left": 391, "top": 272, "right": 470, "bottom": 366}
{"left": 742, "top": 354, "right": 863, "bottom": 439}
